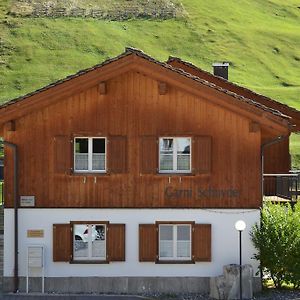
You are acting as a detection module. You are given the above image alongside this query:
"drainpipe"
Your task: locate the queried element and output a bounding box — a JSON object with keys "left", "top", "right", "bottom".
{"left": 260, "top": 135, "right": 289, "bottom": 205}
{"left": 3, "top": 141, "right": 19, "bottom": 293}
{"left": 259, "top": 134, "right": 288, "bottom": 287}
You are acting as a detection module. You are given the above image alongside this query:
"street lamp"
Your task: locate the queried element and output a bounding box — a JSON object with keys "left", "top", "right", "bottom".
{"left": 235, "top": 220, "right": 246, "bottom": 300}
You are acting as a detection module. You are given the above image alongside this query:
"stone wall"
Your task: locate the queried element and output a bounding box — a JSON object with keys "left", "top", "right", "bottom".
{"left": 9, "top": 0, "right": 186, "bottom": 20}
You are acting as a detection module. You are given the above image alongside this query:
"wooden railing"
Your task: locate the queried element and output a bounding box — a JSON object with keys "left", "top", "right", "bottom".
{"left": 263, "top": 173, "right": 300, "bottom": 203}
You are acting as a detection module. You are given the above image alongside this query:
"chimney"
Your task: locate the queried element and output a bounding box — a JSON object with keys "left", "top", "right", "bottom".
{"left": 212, "top": 62, "right": 229, "bottom": 80}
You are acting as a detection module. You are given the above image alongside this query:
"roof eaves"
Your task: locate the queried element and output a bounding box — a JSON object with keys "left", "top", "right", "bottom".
{"left": 167, "top": 56, "right": 300, "bottom": 117}
{"left": 127, "top": 49, "right": 290, "bottom": 122}
{"left": 0, "top": 48, "right": 134, "bottom": 109}
{"left": 0, "top": 47, "right": 291, "bottom": 125}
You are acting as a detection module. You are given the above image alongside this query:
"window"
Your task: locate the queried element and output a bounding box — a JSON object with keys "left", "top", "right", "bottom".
{"left": 74, "top": 137, "right": 106, "bottom": 172}
{"left": 159, "top": 224, "right": 191, "bottom": 261}
{"left": 73, "top": 224, "right": 106, "bottom": 261}
{"left": 159, "top": 137, "right": 191, "bottom": 173}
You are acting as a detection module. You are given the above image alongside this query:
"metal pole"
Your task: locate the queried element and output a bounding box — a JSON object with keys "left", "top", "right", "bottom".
{"left": 3, "top": 141, "right": 19, "bottom": 293}
{"left": 239, "top": 230, "right": 242, "bottom": 300}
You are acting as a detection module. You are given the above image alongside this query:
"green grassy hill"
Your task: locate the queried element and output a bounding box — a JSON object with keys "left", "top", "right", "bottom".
{"left": 1, "top": 0, "right": 300, "bottom": 106}
{"left": 1, "top": 0, "right": 300, "bottom": 165}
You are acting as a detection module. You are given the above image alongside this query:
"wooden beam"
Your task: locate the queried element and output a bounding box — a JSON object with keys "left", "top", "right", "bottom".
{"left": 249, "top": 121, "right": 260, "bottom": 133}
{"left": 158, "top": 82, "right": 168, "bottom": 95}
{"left": 99, "top": 82, "right": 107, "bottom": 95}
{"left": 4, "top": 120, "right": 16, "bottom": 132}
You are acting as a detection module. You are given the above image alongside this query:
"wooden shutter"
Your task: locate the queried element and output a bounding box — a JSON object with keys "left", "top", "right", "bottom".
{"left": 53, "top": 223, "right": 71, "bottom": 262}
{"left": 53, "top": 135, "right": 72, "bottom": 174}
{"left": 108, "top": 224, "right": 125, "bottom": 261}
{"left": 139, "top": 224, "right": 157, "bottom": 262}
{"left": 193, "top": 136, "right": 212, "bottom": 174}
{"left": 192, "top": 224, "right": 212, "bottom": 262}
{"left": 108, "top": 136, "right": 127, "bottom": 173}
{"left": 140, "top": 136, "right": 157, "bottom": 174}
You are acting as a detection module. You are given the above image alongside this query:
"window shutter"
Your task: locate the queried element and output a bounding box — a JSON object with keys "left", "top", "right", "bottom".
{"left": 193, "top": 136, "right": 212, "bottom": 174}
{"left": 108, "top": 224, "right": 125, "bottom": 261}
{"left": 53, "top": 223, "right": 71, "bottom": 262}
{"left": 139, "top": 224, "right": 157, "bottom": 262}
{"left": 108, "top": 136, "right": 127, "bottom": 173}
{"left": 192, "top": 224, "right": 212, "bottom": 262}
{"left": 140, "top": 136, "right": 157, "bottom": 174}
{"left": 53, "top": 135, "right": 72, "bottom": 174}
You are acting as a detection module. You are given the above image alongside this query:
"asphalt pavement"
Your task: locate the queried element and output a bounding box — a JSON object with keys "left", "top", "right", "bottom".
{"left": 0, "top": 294, "right": 151, "bottom": 300}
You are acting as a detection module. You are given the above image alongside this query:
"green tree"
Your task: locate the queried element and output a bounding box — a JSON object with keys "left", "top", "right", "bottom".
{"left": 250, "top": 202, "right": 300, "bottom": 289}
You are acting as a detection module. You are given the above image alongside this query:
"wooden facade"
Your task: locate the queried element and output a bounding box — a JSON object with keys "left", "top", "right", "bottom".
{"left": 1, "top": 50, "right": 297, "bottom": 292}
{"left": 167, "top": 57, "right": 300, "bottom": 174}
{"left": 0, "top": 49, "right": 291, "bottom": 209}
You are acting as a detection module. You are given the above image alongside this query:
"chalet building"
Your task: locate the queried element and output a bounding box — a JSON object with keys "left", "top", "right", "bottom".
{"left": 0, "top": 48, "right": 299, "bottom": 294}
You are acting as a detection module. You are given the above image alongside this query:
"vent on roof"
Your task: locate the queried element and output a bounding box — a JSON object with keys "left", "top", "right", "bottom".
{"left": 212, "top": 62, "right": 229, "bottom": 80}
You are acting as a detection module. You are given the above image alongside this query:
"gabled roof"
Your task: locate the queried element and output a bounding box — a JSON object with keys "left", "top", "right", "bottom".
{"left": 0, "top": 48, "right": 292, "bottom": 134}
{"left": 167, "top": 56, "right": 300, "bottom": 131}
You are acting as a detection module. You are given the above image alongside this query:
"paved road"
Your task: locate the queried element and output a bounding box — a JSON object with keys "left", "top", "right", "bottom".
{"left": 0, "top": 294, "right": 151, "bottom": 300}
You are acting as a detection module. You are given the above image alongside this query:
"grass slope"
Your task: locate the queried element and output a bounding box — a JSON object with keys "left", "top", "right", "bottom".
{"left": 0, "top": 0, "right": 300, "bottom": 166}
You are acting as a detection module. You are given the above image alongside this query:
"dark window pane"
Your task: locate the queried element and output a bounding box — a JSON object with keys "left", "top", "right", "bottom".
{"left": 75, "top": 138, "right": 88, "bottom": 154}
{"left": 93, "top": 139, "right": 105, "bottom": 154}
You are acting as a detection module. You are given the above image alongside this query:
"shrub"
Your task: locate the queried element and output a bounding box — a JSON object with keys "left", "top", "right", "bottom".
{"left": 250, "top": 202, "right": 300, "bottom": 289}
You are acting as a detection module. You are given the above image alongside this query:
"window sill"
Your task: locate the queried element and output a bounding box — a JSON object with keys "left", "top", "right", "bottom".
{"left": 70, "top": 260, "right": 109, "bottom": 264}
{"left": 155, "top": 260, "right": 195, "bottom": 264}
{"left": 71, "top": 172, "right": 109, "bottom": 177}
{"left": 156, "top": 173, "right": 195, "bottom": 177}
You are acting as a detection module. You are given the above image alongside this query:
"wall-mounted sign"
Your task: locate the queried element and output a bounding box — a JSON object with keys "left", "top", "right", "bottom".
{"left": 164, "top": 187, "right": 240, "bottom": 200}
{"left": 20, "top": 196, "right": 35, "bottom": 207}
{"left": 27, "top": 230, "right": 44, "bottom": 238}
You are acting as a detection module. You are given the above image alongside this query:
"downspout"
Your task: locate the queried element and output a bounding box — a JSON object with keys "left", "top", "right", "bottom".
{"left": 260, "top": 134, "right": 289, "bottom": 206}
{"left": 3, "top": 141, "right": 19, "bottom": 293}
{"left": 259, "top": 134, "right": 288, "bottom": 287}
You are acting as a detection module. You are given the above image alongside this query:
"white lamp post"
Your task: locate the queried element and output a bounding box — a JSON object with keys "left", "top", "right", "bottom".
{"left": 235, "top": 220, "right": 246, "bottom": 300}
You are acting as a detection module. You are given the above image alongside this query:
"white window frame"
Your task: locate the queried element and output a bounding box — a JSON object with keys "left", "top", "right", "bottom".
{"left": 158, "top": 224, "right": 192, "bottom": 261}
{"left": 159, "top": 137, "right": 192, "bottom": 173}
{"left": 73, "top": 223, "right": 107, "bottom": 261}
{"left": 74, "top": 137, "right": 107, "bottom": 173}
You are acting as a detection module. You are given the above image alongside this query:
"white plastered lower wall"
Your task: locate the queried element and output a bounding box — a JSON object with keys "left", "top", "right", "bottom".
{"left": 4, "top": 208, "right": 260, "bottom": 278}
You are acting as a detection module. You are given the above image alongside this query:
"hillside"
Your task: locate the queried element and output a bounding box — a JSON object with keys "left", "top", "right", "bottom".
{"left": 0, "top": 0, "right": 300, "bottom": 165}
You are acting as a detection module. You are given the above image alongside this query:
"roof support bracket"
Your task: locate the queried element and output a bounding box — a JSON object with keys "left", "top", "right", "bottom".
{"left": 158, "top": 82, "right": 168, "bottom": 95}
{"left": 249, "top": 121, "right": 260, "bottom": 133}
{"left": 5, "top": 120, "right": 16, "bottom": 132}
{"left": 99, "top": 82, "right": 107, "bottom": 95}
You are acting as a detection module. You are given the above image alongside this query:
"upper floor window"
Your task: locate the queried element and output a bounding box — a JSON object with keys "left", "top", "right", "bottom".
{"left": 74, "top": 137, "right": 106, "bottom": 173}
{"left": 159, "top": 137, "right": 191, "bottom": 173}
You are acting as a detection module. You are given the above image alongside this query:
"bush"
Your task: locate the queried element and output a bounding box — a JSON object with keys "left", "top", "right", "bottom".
{"left": 250, "top": 202, "right": 300, "bottom": 289}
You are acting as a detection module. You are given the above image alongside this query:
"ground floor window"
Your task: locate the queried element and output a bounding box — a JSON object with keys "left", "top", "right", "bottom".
{"left": 73, "top": 224, "right": 106, "bottom": 261}
{"left": 159, "top": 224, "right": 191, "bottom": 261}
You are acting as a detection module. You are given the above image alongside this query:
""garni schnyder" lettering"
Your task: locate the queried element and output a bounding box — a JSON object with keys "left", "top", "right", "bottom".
{"left": 164, "top": 187, "right": 240, "bottom": 200}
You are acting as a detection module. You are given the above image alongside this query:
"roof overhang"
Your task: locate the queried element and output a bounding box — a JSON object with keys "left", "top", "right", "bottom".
{"left": 0, "top": 48, "right": 292, "bottom": 136}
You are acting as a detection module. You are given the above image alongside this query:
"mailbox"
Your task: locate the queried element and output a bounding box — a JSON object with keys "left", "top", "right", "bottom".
{"left": 27, "top": 245, "right": 44, "bottom": 293}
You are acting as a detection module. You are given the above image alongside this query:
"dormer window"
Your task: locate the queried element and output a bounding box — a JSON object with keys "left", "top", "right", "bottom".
{"left": 159, "top": 137, "right": 191, "bottom": 173}
{"left": 74, "top": 137, "right": 106, "bottom": 173}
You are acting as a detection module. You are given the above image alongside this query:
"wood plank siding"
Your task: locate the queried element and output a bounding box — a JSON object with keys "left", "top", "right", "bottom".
{"left": 4, "top": 70, "right": 263, "bottom": 208}
{"left": 168, "top": 58, "right": 295, "bottom": 174}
